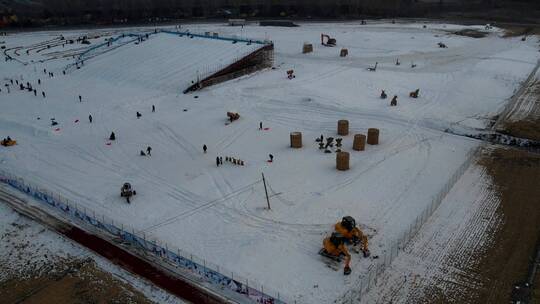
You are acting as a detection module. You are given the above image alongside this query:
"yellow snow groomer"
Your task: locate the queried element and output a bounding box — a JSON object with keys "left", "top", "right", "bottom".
{"left": 334, "top": 216, "right": 370, "bottom": 257}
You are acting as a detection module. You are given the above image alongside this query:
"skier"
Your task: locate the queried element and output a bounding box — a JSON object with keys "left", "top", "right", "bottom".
{"left": 88, "top": 114, "right": 93, "bottom": 123}
{"left": 216, "top": 156, "right": 220, "bottom": 167}
{"left": 146, "top": 146, "right": 152, "bottom": 156}
{"left": 203, "top": 144, "right": 207, "bottom": 153}
{"left": 152, "top": 105, "right": 155, "bottom": 112}
{"left": 268, "top": 154, "right": 274, "bottom": 162}
{"left": 109, "top": 132, "right": 116, "bottom": 141}
{"left": 136, "top": 111, "right": 142, "bottom": 119}
{"left": 259, "top": 122, "right": 263, "bottom": 130}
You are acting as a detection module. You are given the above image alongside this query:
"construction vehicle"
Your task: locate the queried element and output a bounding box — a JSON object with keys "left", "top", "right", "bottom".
{"left": 120, "top": 182, "right": 136, "bottom": 203}
{"left": 334, "top": 216, "right": 370, "bottom": 257}
{"left": 1, "top": 137, "right": 16, "bottom": 147}
{"left": 320, "top": 232, "right": 352, "bottom": 275}
{"left": 321, "top": 34, "right": 336, "bottom": 47}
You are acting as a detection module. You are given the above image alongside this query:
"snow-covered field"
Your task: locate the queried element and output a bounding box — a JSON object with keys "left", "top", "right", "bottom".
{"left": 1, "top": 21, "right": 538, "bottom": 303}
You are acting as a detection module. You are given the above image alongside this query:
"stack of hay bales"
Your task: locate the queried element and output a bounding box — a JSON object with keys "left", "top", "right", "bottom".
{"left": 290, "top": 132, "right": 302, "bottom": 148}
{"left": 353, "top": 134, "right": 366, "bottom": 151}
{"left": 303, "top": 43, "right": 313, "bottom": 54}
{"left": 336, "top": 151, "right": 350, "bottom": 171}
{"left": 367, "top": 128, "right": 379, "bottom": 145}
{"left": 337, "top": 120, "right": 349, "bottom": 136}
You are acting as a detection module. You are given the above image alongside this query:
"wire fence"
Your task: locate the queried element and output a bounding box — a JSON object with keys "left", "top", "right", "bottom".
{"left": 0, "top": 168, "right": 290, "bottom": 304}
{"left": 341, "top": 148, "right": 479, "bottom": 303}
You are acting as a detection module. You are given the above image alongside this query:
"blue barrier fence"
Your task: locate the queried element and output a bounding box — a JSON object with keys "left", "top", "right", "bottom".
{"left": 0, "top": 169, "right": 288, "bottom": 304}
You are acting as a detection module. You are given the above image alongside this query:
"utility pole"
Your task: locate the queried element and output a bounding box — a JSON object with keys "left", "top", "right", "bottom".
{"left": 261, "top": 173, "right": 270, "bottom": 210}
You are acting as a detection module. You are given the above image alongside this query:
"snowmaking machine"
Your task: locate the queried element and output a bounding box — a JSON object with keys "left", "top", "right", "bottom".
{"left": 120, "top": 182, "right": 136, "bottom": 203}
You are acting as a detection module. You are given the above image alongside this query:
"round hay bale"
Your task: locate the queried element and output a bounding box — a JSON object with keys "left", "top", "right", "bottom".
{"left": 367, "top": 128, "right": 379, "bottom": 145}
{"left": 290, "top": 132, "right": 302, "bottom": 148}
{"left": 337, "top": 120, "right": 349, "bottom": 136}
{"left": 353, "top": 134, "right": 366, "bottom": 151}
{"left": 336, "top": 151, "right": 350, "bottom": 171}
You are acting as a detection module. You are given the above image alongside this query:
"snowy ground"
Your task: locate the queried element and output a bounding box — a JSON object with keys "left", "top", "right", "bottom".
{"left": 0, "top": 21, "right": 538, "bottom": 303}
{"left": 362, "top": 163, "right": 501, "bottom": 303}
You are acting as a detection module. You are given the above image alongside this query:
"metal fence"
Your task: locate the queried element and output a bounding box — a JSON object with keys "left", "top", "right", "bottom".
{"left": 343, "top": 148, "right": 479, "bottom": 303}
{"left": 0, "top": 168, "right": 289, "bottom": 304}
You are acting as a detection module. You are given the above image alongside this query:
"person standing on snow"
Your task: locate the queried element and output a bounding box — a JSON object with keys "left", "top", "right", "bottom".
{"left": 88, "top": 114, "right": 93, "bottom": 123}
{"left": 269, "top": 154, "right": 274, "bottom": 162}
{"left": 216, "top": 156, "right": 220, "bottom": 167}
{"left": 79, "top": 95, "right": 82, "bottom": 102}
{"left": 259, "top": 122, "right": 263, "bottom": 130}
{"left": 146, "top": 146, "right": 152, "bottom": 156}
{"left": 203, "top": 144, "right": 207, "bottom": 153}
{"left": 152, "top": 105, "right": 155, "bottom": 112}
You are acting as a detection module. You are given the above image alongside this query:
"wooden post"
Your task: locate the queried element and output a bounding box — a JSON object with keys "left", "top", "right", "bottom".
{"left": 262, "top": 173, "right": 271, "bottom": 210}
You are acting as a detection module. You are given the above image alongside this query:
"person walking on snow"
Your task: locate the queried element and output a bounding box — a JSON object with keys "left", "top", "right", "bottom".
{"left": 259, "top": 122, "right": 263, "bottom": 130}
{"left": 220, "top": 157, "right": 223, "bottom": 165}
{"left": 136, "top": 111, "right": 142, "bottom": 119}
{"left": 42, "top": 91, "right": 46, "bottom": 98}
{"left": 88, "top": 114, "right": 93, "bottom": 123}
{"left": 268, "top": 154, "right": 274, "bottom": 162}
{"left": 152, "top": 105, "right": 155, "bottom": 112}
{"left": 79, "top": 95, "right": 82, "bottom": 102}
{"left": 216, "top": 156, "right": 220, "bottom": 167}
{"left": 203, "top": 144, "right": 207, "bottom": 153}
{"left": 146, "top": 146, "right": 152, "bottom": 156}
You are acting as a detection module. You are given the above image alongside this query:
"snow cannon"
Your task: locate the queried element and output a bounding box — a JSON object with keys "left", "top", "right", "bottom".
{"left": 120, "top": 183, "right": 136, "bottom": 203}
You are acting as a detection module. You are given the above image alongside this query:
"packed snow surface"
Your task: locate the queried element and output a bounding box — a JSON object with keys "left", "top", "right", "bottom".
{"left": 0, "top": 21, "right": 538, "bottom": 303}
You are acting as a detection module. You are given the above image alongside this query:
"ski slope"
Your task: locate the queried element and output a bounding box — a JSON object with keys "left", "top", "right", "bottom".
{"left": 1, "top": 21, "right": 539, "bottom": 303}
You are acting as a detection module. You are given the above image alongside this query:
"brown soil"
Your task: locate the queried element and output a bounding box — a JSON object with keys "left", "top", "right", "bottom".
{"left": 453, "top": 29, "right": 489, "bottom": 38}
{"left": 0, "top": 258, "right": 153, "bottom": 304}
{"left": 501, "top": 25, "right": 540, "bottom": 37}
{"left": 502, "top": 119, "right": 540, "bottom": 141}
{"left": 468, "top": 148, "right": 540, "bottom": 303}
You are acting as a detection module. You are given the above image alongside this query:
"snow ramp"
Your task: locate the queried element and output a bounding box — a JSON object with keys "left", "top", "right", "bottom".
{"left": 70, "top": 31, "right": 273, "bottom": 94}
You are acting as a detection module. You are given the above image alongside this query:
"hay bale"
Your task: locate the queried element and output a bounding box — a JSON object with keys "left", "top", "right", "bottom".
{"left": 336, "top": 151, "right": 350, "bottom": 171}
{"left": 367, "top": 128, "right": 379, "bottom": 145}
{"left": 353, "top": 134, "right": 366, "bottom": 151}
{"left": 290, "top": 132, "right": 302, "bottom": 148}
{"left": 303, "top": 43, "right": 313, "bottom": 54}
{"left": 337, "top": 120, "right": 349, "bottom": 136}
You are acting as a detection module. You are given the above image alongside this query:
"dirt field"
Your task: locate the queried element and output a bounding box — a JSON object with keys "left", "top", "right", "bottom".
{"left": 0, "top": 258, "right": 153, "bottom": 304}
{"left": 468, "top": 147, "right": 540, "bottom": 303}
